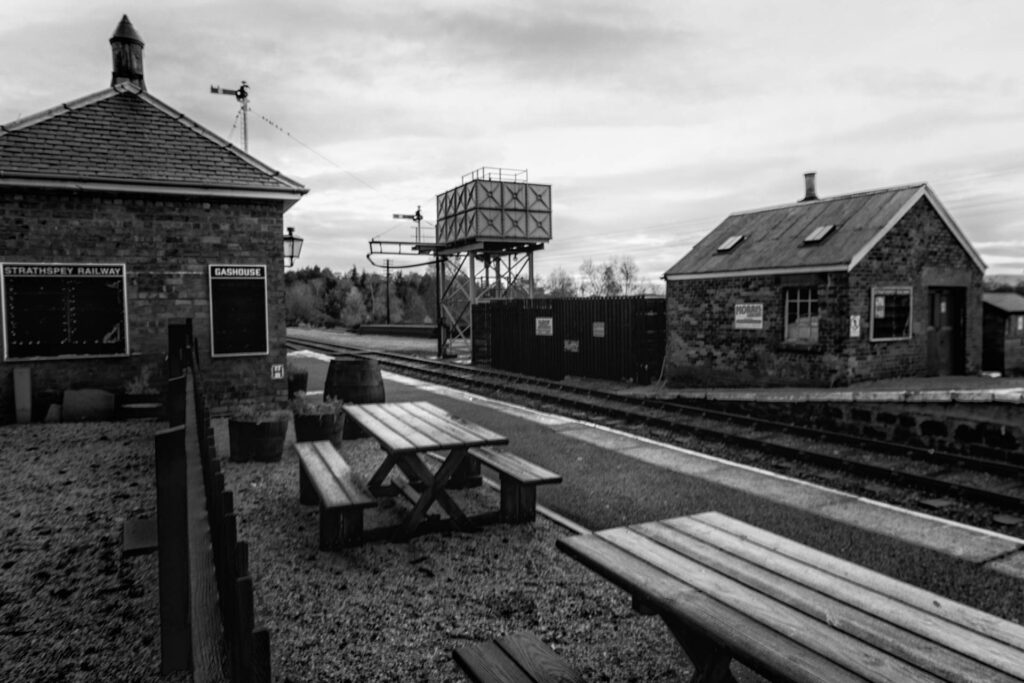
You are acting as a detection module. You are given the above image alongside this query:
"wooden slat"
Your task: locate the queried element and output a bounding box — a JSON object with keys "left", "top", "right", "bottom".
{"left": 496, "top": 631, "right": 583, "bottom": 683}
{"left": 470, "top": 447, "right": 562, "bottom": 484}
{"left": 556, "top": 533, "right": 872, "bottom": 683}
{"left": 453, "top": 641, "right": 535, "bottom": 683}
{"left": 691, "top": 512, "right": 1024, "bottom": 654}
{"left": 414, "top": 401, "right": 509, "bottom": 444}
{"left": 309, "top": 441, "right": 376, "bottom": 509}
{"left": 637, "top": 520, "right": 1017, "bottom": 683}
{"left": 598, "top": 527, "right": 944, "bottom": 683}
{"left": 342, "top": 404, "right": 420, "bottom": 454}
{"left": 404, "top": 401, "right": 509, "bottom": 447}
{"left": 373, "top": 402, "right": 460, "bottom": 450}
{"left": 358, "top": 403, "right": 444, "bottom": 451}
{"left": 295, "top": 445, "right": 347, "bottom": 508}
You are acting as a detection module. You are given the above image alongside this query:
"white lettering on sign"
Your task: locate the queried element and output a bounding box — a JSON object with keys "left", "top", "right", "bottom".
{"left": 3, "top": 264, "right": 124, "bottom": 277}
{"left": 211, "top": 265, "right": 265, "bottom": 278}
{"left": 734, "top": 303, "right": 764, "bottom": 330}
{"left": 271, "top": 364, "right": 285, "bottom": 380}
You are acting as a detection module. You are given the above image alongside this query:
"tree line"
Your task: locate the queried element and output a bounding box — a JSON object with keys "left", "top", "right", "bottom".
{"left": 284, "top": 256, "right": 661, "bottom": 327}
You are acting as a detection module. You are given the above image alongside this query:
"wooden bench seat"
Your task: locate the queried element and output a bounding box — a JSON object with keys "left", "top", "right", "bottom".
{"left": 453, "top": 631, "right": 582, "bottom": 683}
{"left": 295, "top": 440, "right": 376, "bottom": 549}
{"left": 557, "top": 511, "right": 1024, "bottom": 683}
{"left": 467, "top": 447, "right": 562, "bottom": 523}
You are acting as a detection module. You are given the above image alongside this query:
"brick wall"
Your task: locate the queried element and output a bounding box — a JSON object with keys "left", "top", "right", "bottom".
{"left": 666, "top": 197, "right": 983, "bottom": 387}
{"left": 0, "top": 189, "right": 290, "bottom": 421}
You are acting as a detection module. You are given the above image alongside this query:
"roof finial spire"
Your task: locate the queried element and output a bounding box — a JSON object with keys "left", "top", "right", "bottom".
{"left": 110, "top": 15, "right": 145, "bottom": 91}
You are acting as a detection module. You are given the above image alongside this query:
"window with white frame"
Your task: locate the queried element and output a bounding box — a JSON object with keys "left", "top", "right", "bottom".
{"left": 784, "top": 287, "right": 819, "bottom": 343}
{"left": 870, "top": 287, "right": 912, "bottom": 341}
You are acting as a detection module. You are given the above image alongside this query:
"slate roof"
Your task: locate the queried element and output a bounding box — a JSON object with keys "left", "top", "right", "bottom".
{"left": 664, "top": 184, "right": 984, "bottom": 280}
{"left": 0, "top": 83, "right": 307, "bottom": 205}
{"left": 983, "top": 292, "right": 1024, "bottom": 314}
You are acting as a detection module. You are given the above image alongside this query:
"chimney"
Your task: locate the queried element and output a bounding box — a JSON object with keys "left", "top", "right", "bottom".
{"left": 110, "top": 15, "right": 145, "bottom": 91}
{"left": 801, "top": 172, "right": 818, "bottom": 202}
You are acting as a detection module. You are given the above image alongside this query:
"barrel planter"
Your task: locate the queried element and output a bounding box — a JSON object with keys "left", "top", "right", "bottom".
{"left": 293, "top": 410, "right": 345, "bottom": 448}
{"left": 324, "top": 356, "right": 385, "bottom": 437}
{"left": 228, "top": 413, "right": 290, "bottom": 462}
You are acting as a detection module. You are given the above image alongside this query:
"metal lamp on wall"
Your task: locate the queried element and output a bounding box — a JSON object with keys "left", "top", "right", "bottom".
{"left": 283, "top": 226, "right": 303, "bottom": 268}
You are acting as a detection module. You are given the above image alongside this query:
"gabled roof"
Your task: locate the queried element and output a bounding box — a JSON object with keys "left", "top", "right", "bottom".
{"left": 983, "top": 292, "right": 1024, "bottom": 314}
{"left": 0, "top": 83, "right": 307, "bottom": 207}
{"left": 664, "top": 183, "right": 985, "bottom": 281}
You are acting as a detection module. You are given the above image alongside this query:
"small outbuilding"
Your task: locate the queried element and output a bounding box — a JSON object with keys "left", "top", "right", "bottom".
{"left": 982, "top": 292, "right": 1024, "bottom": 376}
{"left": 663, "top": 174, "right": 985, "bottom": 387}
{"left": 0, "top": 16, "right": 308, "bottom": 421}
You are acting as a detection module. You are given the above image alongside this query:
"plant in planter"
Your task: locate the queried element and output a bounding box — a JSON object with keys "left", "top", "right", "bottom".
{"left": 290, "top": 392, "right": 345, "bottom": 447}
{"left": 228, "top": 404, "right": 292, "bottom": 463}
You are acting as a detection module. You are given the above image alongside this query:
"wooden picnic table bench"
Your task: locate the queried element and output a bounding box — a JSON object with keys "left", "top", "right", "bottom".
{"left": 557, "top": 511, "right": 1024, "bottom": 683}
{"left": 453, "top": 631, "right": 582, "bottom": 683}
{"left": 296, "top": 440, "right": 376, "bottom": 549}
{"left": 343, "top": 401, "right": 517, "bottom": 538}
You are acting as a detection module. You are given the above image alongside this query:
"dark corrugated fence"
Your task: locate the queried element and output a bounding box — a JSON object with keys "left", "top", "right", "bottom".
{"left": 474, "top": 297, "right": 665, "bottom": 384}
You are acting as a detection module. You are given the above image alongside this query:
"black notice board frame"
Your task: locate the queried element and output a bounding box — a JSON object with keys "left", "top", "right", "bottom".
{"left": 209, "top": 264, "right": 269, "bottom": 358}
{"left": 1, "top": 262, "right": 130, "bottom": 362}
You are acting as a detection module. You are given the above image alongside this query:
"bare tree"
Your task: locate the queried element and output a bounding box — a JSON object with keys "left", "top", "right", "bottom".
{"left": 545, "top": 267, "right": 579, "bottom": 297}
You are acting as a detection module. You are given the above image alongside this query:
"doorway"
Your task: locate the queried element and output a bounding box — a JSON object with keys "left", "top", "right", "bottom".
{"left": 926, "top": 288, "right": 965, "bottom": 375}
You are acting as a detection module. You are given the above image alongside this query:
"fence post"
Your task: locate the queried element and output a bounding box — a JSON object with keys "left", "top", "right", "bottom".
{"left": 155, "top": 425, "right": 191, "bottom": 674}
{"left": 166, "top": 374, "right": 186, "bottom": 428}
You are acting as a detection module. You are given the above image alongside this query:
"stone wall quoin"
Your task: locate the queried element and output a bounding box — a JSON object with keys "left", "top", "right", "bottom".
{"left": 0, "top": 189, "right": 289, "bottom": 420}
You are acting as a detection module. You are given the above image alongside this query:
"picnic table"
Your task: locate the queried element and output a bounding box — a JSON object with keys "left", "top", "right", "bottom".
{"left": 557, "top": 511, "right": 1024, "bottom": 683}
{"left": 342, "top": 401, "right": 509, "bottom": 537}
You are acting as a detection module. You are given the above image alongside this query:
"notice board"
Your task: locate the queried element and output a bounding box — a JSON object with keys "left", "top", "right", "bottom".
{"left": 209, "top": 264, "right": 268, "bottom": 357}
{"left": 1, "top": 263, "right": 129, "bottom": 360}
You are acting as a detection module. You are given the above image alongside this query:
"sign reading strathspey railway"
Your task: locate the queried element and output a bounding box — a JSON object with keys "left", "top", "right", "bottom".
{"left": 209, "top": 264, "right": 268, "bottom": 357}
{"left": 734, "top": 303, "right": 764, "bottom": 330}
{"left": 1, "top": 262, "right": 129, "bottom": 360}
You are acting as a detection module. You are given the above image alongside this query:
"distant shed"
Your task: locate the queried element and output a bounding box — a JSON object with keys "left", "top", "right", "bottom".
{"left": 663, "top": 174, "right": 985, "bottom": 387}
{"left": 982, "top": 292, "right": 1024, "bottom": 376}
{"left": 0, "top": 16, "right": 307, "bottom": 420}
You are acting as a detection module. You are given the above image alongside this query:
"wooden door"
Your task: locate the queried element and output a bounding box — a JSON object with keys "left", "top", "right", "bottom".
{"left": 926, "top": 288, "right": 965, "bottom": 375}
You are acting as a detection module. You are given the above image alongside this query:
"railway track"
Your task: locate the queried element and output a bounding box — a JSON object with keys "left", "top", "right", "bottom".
{"left": 287, "top": 334, "right": 1024, "bottom": 528}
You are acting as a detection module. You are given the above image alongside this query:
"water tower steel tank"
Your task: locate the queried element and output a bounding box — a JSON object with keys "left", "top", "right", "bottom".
{"left": 436, "top": 177, "right": 552, "bottom": 248}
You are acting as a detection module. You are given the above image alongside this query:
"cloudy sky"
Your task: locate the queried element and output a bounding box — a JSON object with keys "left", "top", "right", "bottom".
{"left": 3, "top": 0, "right": 1023, "bottom": 287}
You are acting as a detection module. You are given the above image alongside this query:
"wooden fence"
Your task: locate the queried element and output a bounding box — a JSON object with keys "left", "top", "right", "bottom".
{"left": 158, "top": 320, "right": 271, "bottom": 682}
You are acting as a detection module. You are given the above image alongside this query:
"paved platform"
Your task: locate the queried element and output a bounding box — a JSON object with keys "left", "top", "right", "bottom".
{"left": 289, "top": 348, "right": 1024, "bottom": 582}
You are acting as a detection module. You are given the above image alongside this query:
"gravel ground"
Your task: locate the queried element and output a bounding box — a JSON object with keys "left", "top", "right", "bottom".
{"left": 1, "top": 416, "right": 713, "bottom": 682}
{"left": 0, "top": 420, "right": 188, "bottom": 683}
{"left": 221, "top": 425, "right": 696, "bottom": 682}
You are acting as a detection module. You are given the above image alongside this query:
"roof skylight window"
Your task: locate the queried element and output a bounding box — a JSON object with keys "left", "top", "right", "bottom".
{"left": 804, "top": 224, "right": 836, "bottom": 243}
{"left": 717, "top": 235, "right": 744, "bottom": 252}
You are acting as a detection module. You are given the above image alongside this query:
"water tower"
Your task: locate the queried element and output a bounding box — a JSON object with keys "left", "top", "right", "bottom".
{"left": 425, "top": 167, "right": 552, "bottom": 356}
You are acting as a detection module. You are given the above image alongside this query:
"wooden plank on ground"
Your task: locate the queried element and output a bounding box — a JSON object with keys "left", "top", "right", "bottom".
{"left": 691, "top": 512, "right": 1024, "bottom": 654}
{"left": 637, "top": 520, "right": 1017, "bottom": 683}
{"left": 496, "top": 631, "right": 583, "bottom": 683}
{"left": 453, "top": 640, "right": 534, "bottom": 683}
{"left": 556, "top": 533, "right": 868, "bottom": 683}
{"left": 600, "top": 526, "right": 941, "bottom": 683}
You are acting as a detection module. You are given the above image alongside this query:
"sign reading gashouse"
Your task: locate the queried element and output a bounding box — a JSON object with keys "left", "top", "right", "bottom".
{"left": 209, "top": 264, "right": 268, "bottom": 357}
{"left": 1, "top": 262, "right": 129, "bottom": 360}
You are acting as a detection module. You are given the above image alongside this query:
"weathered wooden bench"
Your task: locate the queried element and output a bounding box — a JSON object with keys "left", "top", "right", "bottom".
{"left": 467, "top": 447, "right": 562, "bottom": 523}
{"left": 557, "top": 511, "right": 1024, "bottom": 683}
{"left": 295, "top": 440, "right": 376, "bottom": 549}
{"left": 453, "top": 631, "right": 582, "bottom": 683}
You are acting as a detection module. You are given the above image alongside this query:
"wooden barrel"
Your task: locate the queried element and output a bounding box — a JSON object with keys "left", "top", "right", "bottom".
{"left": 324, "top": 356, "right": 385, "bottom": 437}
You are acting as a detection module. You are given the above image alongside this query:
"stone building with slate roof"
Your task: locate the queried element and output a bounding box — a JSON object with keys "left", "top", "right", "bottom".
{"left": 0, "top": 16, "right": 308, "bottom": 420}
{"left": 663, "top": 173, "right": 985, "bottom": 387}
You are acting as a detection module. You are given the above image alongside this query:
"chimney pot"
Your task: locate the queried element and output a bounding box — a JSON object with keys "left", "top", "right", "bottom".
{"left": 110, "top": 15, "right": 145, "bottom": 91}
{"left": 802, "top": 172, "right": 818, "bottom": 202}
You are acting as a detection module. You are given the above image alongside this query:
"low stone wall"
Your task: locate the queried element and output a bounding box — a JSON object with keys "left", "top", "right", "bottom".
{"left": 683, "top": 397, "right": 1024, "bottom": 464}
